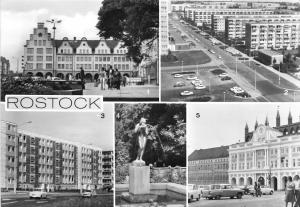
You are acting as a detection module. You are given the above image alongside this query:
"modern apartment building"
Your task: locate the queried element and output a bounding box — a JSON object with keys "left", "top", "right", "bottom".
{"left": 184, "top": 8, "right": 273, "bottom": 27}
{"left": 0, "top": 121, "right": 114, "bottom": 191}
{"left": 23, "top": 22, "right": 135, "bottom": 80}
{"left": 229, "top": 109, "right": 300, "bottom": 191}
{"left": 160, "top": 0, "right": 169, "bottom": 55}
{"left": 245, "top": 21, "right": 300, "bottom": 51}
{"left": 224, "top": 15, "right": 300, "bottom": 40}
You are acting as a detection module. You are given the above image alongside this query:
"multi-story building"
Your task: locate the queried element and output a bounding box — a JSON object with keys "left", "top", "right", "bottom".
{"left": 102, "top": 150, "right": 114, "bottom": 187}
{"left": 229, "top": 109, "right": 300, "bottom": 191}
{"left": 1, "top": 56, "right": 10, "bottom": 76}
{"left": 23, "top": 22, "right": 136, "bottom": 80}
{"left": 245, "top": 21, "right": 300, "bottom": 51}
{"left": 184, "top": 8, "right": 273, "bottom": 27}
{"left": 1, "top": 121, "right": 18, "bottom": 191}
{"left": 160, "top": 0, "right": 169, "bottom": 55}
{"left": 188, "top": 146, "right": 229, "bottom": 185}
{"left": 224, "top": 15, "right": 300, "bottom": 41}
{"left": 0, "top": 121, "right": 114, "bottom": 191}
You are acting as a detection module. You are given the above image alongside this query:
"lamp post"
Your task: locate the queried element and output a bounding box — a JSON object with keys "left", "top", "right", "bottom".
{"left": 223, "top": 91, "right": 226, "bottom": 102}
{"left": 46, "top": 19, "right": 62, "bottom": 77}
{"left": 254, "top": 67, "right": 257, "bottom": 91}
{"left": 181, "top": 60, "right": 184, "bottom": 72}
{"left": 278, "top": 63, "right": 281, "bottom": 85}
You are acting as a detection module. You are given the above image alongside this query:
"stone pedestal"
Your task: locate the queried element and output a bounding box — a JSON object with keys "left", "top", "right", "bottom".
{"left": 129, "top": 164, "right": 150, "bottom": 195}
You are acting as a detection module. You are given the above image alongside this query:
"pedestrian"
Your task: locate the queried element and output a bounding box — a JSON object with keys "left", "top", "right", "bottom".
{"left": 94, "top": 73, "right": 99, "bottom": 87}
{"left": 100, "top": 68, "right": 106, "bottom": 90}
{"left": 254, "top": 182, "right": 258, "bottom": 197}
{"left": 122, "top": 75, "right": 126, "bottom": 87}
{"left": 294, "top": 176, "right": 300, "bottom": 207}
{"left": 257, "top": 182, "right": 261, "bottom": 197}
{"left": 115, "top": 69, "right": 121, "bottom": 90}
{"left": 80, "top": 67, "right": 85, "bottom": 90}
{"left": 285, "top": 177, "right": 295, "bottom": 207}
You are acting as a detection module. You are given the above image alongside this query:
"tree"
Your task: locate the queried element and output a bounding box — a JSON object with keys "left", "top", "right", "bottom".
{"left": 96, "top": 0, "right": 159, "bottom": 65}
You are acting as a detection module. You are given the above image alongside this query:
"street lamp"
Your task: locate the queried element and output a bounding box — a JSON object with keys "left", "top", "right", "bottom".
{"left": 278, "top": 64, "right": 281, "bottom": 85}
{"left": 181, "top": 60, "right": 184, "bottom": 72}
{"left": 254, "top": 67, "right": 257, "bottom": 91}
{"left": 46, "top": 19, "right": 62, "bottom": 77}
{"left": 223, "top": 91, "right": 226, "bottom": 102}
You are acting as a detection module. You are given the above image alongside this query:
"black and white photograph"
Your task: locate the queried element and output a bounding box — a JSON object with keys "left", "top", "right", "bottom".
{"left": 1, "top": 0, "right": 159, "bottom": 102}
{"left": 0, "top": 103, "right": 114, "bottom": 207}
{"left": 114, "top": 103, "right": 186, "bottom": 206}
{"left": 161, "top": 0, "right": 300, "bottom": 102}
{"left": 188, "top": 103, "right": 300, "bottom": 207}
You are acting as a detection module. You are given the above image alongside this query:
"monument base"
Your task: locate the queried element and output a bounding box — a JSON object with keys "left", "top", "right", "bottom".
{"left": 121, "top": 192, "right": 158, "bottom": 203}
{"left": 129, "top": 164, "right": 150, "bottom": 195}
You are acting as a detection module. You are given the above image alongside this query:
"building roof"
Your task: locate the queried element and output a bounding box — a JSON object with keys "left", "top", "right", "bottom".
{"left": 188, "top": 145, "right": 229, "bottom": 161}
{"left": 54, "top": 39, "right": 120, "bottom": 50}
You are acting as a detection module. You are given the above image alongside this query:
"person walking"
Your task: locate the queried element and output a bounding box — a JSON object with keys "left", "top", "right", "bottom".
{"left": 257, "top": 182, "right": 261, "bottom": 197}
{"left": 115, "top": 69, "right": 121, "bottom": 90}
{"left": 294, "top": 176, "right": 300, "bottom": 207}
{"left": 254, "top": 182, "right": 258, "bottom": 197}
{"left": 285, "top": 177, "right": 295, "bottom": 207}
{"left": 80, "top": 67, "right": 85, "bottom": 90}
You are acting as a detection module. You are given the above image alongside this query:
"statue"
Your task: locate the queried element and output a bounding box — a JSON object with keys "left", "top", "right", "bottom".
{"left": 134, "top": 118, "right": 149, "bottom": 163}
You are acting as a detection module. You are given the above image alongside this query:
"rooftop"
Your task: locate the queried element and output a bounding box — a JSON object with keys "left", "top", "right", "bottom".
{"left": 189, "top": 145, "right": 229, "bottom": 161}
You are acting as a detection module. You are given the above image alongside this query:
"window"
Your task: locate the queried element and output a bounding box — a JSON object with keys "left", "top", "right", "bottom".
{"left": 37, "top": 56, "right": 43, "bottom": 61}
{"left": 46, "top": 48, "right": 52, "bottom": 54}
{"left": 46, "top": 64, "right": 52, "bottom": 69}
{"left": 27, "top": 48, "right": 34, "bottom": 54}
{"left": 37, "top": 48, "right": 43, "bottom": 54}
{"left": 27, "top": 56, "right": 34, "bottom": 61}
{"left": 46, "top": 56, "right": 52, "bottom": 61}
{"left": 36, "top": 63, "right": 43, "bottom": 69}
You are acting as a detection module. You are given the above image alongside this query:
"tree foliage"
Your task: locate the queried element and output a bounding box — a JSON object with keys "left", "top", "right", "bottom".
{"left": 96, "top": 0, "right": 159, "bottom": 65}
{"left": 115, "top": 104, "right": 186, "bottom": 183}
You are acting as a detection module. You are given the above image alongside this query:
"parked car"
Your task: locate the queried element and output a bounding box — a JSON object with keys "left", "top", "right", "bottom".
{"left": 29, "top": 188, "right": 47, "bottom": 199}
{"left": 187, "top": 76, "right": 198, "bottom": 80}
{"left": 82, "top": 189, "right": 94, "bottom": 198}
{"left": 208, "top": 50, "right": 216, "bottom": 54}
{"left": 237, "top": 185, "right": 251, "bottom": 195}
{"left": 202, "top": 184, "right": 244, "bottom": 200}
{"left": 188, "top": 184, "right": 201, "bottom": 202}
{"left": 261, "top": 186, "right": 274, "bottom": 195}
{"left": 174, "top": 74, "right": 183, "bottom": 78}
{"left": 191, "top": 80, "right": 203, "bottom": 85}
{"left": 221, "top": 76, "right": 232, "bottom": 81}
{"left": 180, "top": 91, "right": 194, "bottom": 96}
{"left": 194, "top": 84, "right": 206, "bottom": 90}
{"left": 174, "top": 81, "right": 185, "bottom": 87}
{"left": 218, "top": 73, "right": 229, "bottom": 78}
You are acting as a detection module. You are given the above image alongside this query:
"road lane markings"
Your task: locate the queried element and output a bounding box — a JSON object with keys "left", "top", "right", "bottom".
{"left": 2, "top": 201, "right": 18, "bottom": 205}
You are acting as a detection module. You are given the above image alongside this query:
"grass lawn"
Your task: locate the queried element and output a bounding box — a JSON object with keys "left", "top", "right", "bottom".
{"left": 161, "top": 50, "right": 211, "bottom": 67}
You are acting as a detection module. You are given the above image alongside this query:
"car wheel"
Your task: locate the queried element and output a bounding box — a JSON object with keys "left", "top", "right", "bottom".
{"left": 188, "top": 199, "right": 191, "bottom": 203}
{"left": 215, "top": 195, "right": 220, "bottom": 200}
{"left": 230, "top": 196, "right": 234, "bottom": 199}
{"left": 270, "top": 191, "right": 273, "bottom": 195}
{"left": 237, "top": 193, "right": 242, "bottom": 199}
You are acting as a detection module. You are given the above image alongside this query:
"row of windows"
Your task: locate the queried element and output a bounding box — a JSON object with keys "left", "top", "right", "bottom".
{"left": 27, "top": 48, "right": 52, "bottom": 54}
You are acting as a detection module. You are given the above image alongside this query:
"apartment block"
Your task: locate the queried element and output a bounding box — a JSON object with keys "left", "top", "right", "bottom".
{"left": 184, "top": 8, "right": 273, "bottom": 27}
{"left": 225, "top": 15, "right": 300, "bottom": 40}
{"left": 245, "top": 21, "right": 300, "bottom": 51}
{"left": 0, "top": 121, "right": 113, "bottom": 191}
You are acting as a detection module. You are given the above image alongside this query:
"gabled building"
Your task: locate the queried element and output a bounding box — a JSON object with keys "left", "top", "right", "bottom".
{"left": 23, "top": 23, "right": 135, "bottom": 80}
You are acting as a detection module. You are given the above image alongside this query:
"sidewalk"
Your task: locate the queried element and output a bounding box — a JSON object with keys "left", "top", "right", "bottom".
{"left": 83, "top": 83, "right": 159, "bottom": 101}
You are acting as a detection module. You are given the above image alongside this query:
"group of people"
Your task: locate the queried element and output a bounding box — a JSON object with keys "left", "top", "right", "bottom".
{"left": 253, "top": 182, "right": 262, "bottom": 197}
{"left": 94, "top": 66, "right": 127, "bottom": 90}
{"left": 79, "top": 66, "right": 127, "bottom": 90}
{"left": 285, "top": 176, "right": 300, "bottom": 207}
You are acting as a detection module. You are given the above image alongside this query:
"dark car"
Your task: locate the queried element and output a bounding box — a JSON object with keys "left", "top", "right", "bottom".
{"left": 221, "top": 76, "right": 232, "bottom": 81}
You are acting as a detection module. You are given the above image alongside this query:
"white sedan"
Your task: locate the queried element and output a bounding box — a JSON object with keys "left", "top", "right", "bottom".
{"left": 191, "top": 80, "right": 203, "bottom": 85}
{"left": 180, "top": 91, "right": 194, "bottom": 96}
{"left": 174, "top": 74, "right": 183, "bottom": 78}
{"left": 218, "top": 73, "right": 229, "bottom": 78}
{"left": 194, "top": 84, "right": 206, "bottom": 90}
{"left": 261, "top": 186, "right": 274, "bottom": 195}
{"left": 187, "top": 76, "right": 198, "bottom": 80}
{"left": 230, "top": 86, "right": 244, "bottom": 94}
{"left": 29, "top": 188, "right": 47, "bottom": 199}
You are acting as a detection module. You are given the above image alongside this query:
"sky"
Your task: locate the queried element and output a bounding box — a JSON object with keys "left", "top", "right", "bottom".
{"left": 0, "top": 102, "right": 114, "bottom": 150}
{"left": 187, "top": 103, "right": 300, "bottom": 155}
{"left": 0, "top": 0, "right": 103, "bottom": 71}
